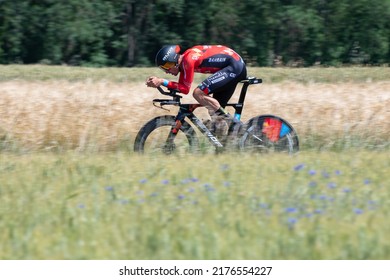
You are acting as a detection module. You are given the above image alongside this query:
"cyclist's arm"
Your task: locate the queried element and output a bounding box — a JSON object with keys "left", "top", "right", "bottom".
{"left": 166, "top": 58, "right": 195, "bottom": 95}
{"left": 146, "top": 76, "right": 190, "bottom": 94}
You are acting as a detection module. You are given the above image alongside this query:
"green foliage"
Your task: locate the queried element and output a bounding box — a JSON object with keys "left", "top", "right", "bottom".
{"left": 0, "top": 0, "right": 389, "bottom": 66}
{"left": 0, "top": 152, "right": 389, "bottom": 259}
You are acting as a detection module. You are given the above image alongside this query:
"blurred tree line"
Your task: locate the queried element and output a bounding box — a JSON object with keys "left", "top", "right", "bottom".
{"left": 1, "top": 0, "right": 389, "bottom": 67}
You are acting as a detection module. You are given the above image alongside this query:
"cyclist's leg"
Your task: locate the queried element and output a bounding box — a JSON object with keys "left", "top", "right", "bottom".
{"left": 210, "top": 65, "right": 247, "bottom": 115}
{"left": 194, "top": 65, "right": 246, "bottom": 114}
{"left": 195, "top": 65, "right": 246, "bottom": 137}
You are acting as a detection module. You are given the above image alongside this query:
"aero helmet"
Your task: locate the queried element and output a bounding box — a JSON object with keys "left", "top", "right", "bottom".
{"left": 155, "top": 45, "right": 181, "bottom": 71}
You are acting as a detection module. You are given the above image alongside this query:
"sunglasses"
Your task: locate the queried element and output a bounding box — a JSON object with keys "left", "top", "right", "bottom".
{"left": 159, "top": 61, "right": 178, "bottom": 71}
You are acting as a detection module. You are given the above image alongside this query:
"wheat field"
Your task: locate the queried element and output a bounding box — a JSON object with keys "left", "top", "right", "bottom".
{"left": 0, "top": 65, "right": 389, "bottom": 152}
{"left": 0, "top": 66, "right": 389, "bottom": 260}
{"left": 0, "top": 69, "right": 389, "bottom": 152}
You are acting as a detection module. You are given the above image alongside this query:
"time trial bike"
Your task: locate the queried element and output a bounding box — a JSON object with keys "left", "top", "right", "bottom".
{"left": 134, "top": 77, "right": 299, "bottom": 154}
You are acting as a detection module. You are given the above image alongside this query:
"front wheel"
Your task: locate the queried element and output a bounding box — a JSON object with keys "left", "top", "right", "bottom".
{"left": 239, "top": 115, "right": 299, "bottom": 154}
{"left": 134, "top": 116, "right": 198, "bottom": 154}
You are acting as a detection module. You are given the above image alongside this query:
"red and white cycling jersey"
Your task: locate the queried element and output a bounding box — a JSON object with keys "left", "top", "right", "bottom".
{"left": 167, "top": 45, "right": 245, "bottom": 94}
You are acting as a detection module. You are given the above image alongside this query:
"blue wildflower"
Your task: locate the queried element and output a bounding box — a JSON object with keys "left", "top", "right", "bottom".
{"left": 259, "top": 203, "right": 269, "bottom": 209}
{"left": 285, "top": 207, "right": 297, "bottom": 213}
{"left": 77, "top": 204, "right": 85, "bottom": 209}
{"left": 287, "top": 217, "right": 298, "bottom": 229}
{"left": 322, "top": 171, "right": 330, "bottom": 178}
{"left": 119, "top": 199, "right": 129, "bottom": 205}
{"left": 308, "top": 170, "right": 316, "bottom": 175}
{"left": 343, "top": 188, "right": 351, "bottom": 193}
{"left": 220, "top": 164, "right": 230, "bottom": 171}
{"left": 105, "top": 186, "right": 114, "bottom": 191}
{"left": 203, "top": 183, "right": 215, "bottom": 192}
{"left": 364, "top": 179, "right": 371, "bottom": 185}
{"left": 354, "top": 208, "right": 364, "bottom": 215}
{"left": 181, "top": 178, "right": 191, "bottom": 184}
{"left": 177, "top": 194, "right": 185, "bottom": 200}
{"left": 327, "top": 182, "right": 337, "bottom": 189}
{"left": 308, "top": 181, "right": 317, "bottom": 187}
{"left": 139, "top": 178, "right": 147, "bottom": 184}
{"left": 161, "top": 179, "right": 169, "bottom": 185}
{"left": 136, "top": 190, "right": 144, "bottom": 196}
{"left": 367, "top": 201, "right": 378, "bottom": 210}
{"left": 294, "top": 164, "right": 305, "bottom": 171}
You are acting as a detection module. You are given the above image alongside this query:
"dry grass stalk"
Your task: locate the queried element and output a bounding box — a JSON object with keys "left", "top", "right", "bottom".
{"left": 0, "top": 80, "right": 389, "bottom": 151}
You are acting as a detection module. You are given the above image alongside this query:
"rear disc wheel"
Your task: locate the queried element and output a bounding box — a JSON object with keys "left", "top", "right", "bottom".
{"left": 240, "top": 115, "right": 299, "bottom": 154}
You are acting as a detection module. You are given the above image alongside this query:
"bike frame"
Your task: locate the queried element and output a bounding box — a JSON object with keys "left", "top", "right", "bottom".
{"left": 154, "top": 77, "right": 262, "bottom": 148}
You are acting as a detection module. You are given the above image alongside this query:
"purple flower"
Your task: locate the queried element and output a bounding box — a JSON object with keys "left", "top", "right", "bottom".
{"left": 327, "top": 182, "right": 337, "bottom": 189}
{"left": 139, "top": 179, "right": 147, "bottom": 184}
{"left": 177, "top": 194, "right": 185, "bottom": 200}
{"left": 335, "top": 170, "right": 342, "bottom": 175}
{"left": 220, "top": 164, "right": 230, "bottom": 171}
{"left": 259, "top": 203, "right": 268, "bottom": 209}
{"left": 161, "top": 179, "right": 169, "bottom": 185}
{"left": 343, "top": 188, "right": 351, "bottom": 193}
{"left": 188, "top": 187, "right": 195, "bottom": 193}
{"left": 181, "top": 178, "right": 191, "bottom": 184}
{"left": 285, "top": 207, "right": 297, "bottom": 213}
{"left": 105, "top": 186, "right": 114, "bottom": 191}
{"left": 367, "top": 200, "right": 378, "bottom": 210}
{"left": 308, "top": 170, "right": 317, "bottom": 176}
{"left": 322, "top": 171, "right": 330, "bottom": 178}
{"left": 294, "top": 164, "right": 305, "bottom": 171}
{"left": 364, "top": 179, "right": 371, "bottom": 185}
{"left": 204, "top": 184, "right": 215, "bottom": 192}
{"left": 354, "top": 208, "right": 364, "bottom": 215}
{"left": 119, "top": 199, "right": 129, "bottom": 205}
{"left": 308, "top": 181, "right": 317, "bottom": 187}
{"left": 287, "top": 217, "right": 298, "bottom": 229}
{"left": 77, "top": 203, "right": 85, "bottom": 209}
{"left": 136, "top": 190, "right": 144, "bottom": 196}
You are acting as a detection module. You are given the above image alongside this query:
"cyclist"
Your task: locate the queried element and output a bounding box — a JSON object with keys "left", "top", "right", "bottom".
{"left": 146, "top": 45, "right": 247, "bottom": 131}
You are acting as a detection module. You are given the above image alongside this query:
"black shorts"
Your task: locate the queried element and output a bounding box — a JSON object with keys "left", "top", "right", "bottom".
{"left": 198, "top": 64, "right": 247, "bottom": 107}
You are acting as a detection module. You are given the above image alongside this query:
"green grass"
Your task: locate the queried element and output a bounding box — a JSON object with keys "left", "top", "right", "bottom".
{"left": 0, "top": 151, "right": 389, "bottom": 259}
{"left": 1, "top": 64, "right": 389, "bottom": 83}
{"left": 0, "top": 65, "right": 388, "bottom": 259}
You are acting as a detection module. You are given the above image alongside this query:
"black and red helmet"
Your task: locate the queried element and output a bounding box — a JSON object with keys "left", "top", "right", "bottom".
{"left": 155, "top": 45, "right": 181, "bottom": 71}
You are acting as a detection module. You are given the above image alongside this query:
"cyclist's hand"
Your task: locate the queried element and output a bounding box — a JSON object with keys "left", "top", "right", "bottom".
{"left": 146, "top": 76, "right": 163, "bottom": 88}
